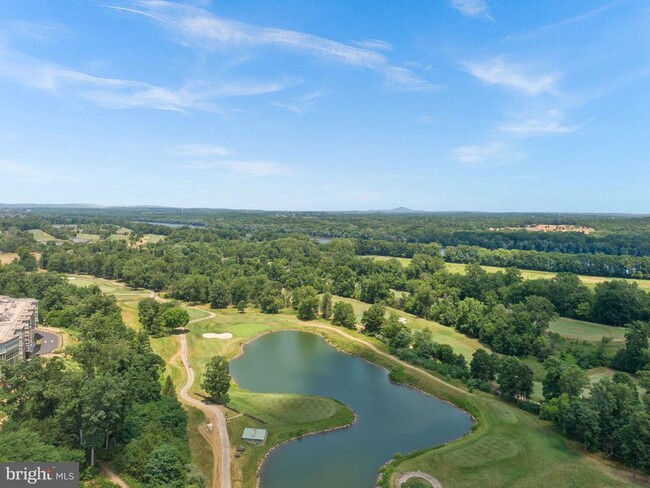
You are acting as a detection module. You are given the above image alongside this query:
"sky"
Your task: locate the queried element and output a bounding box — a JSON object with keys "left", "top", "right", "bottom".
{"left": 1, "top": 0, "right": 649, "bottom": 212}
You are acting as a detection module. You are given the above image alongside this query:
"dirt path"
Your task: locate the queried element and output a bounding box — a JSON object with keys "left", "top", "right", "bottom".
{"left": 177, "top": 309, "right": 232, "bottom": 488}
{"left": 395, "top": 471, "right": 442, "bottom": 488}
{"left": 101, "top": 465, "right": 130, "bottom": 488}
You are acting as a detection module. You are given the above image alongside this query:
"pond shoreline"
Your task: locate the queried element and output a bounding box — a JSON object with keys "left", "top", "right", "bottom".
{"left": 229, "top": 327, "right": 475, "bottom": 488}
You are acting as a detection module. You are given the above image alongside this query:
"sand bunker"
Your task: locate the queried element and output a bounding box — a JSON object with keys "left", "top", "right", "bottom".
{"left": 202, "top": 333, "right": 233, "bottom": 340}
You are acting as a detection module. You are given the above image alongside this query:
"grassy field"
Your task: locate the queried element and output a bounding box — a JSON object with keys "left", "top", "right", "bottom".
{"left": 137, "top": 234, "right": 166, "bottom": 245}
{"left": 0, "top": 253, "right": 19, "bottom": 265}
{"left": 333, "top": 296, "right": 485, "bottom": 359}
{"left": 28, "top": 229, "right": 65, "bottom": 244}
{"left": 227, "top": 388, "right": 354, "bottom": 488}
{"left": 549, "top": 317, "right": 627, "bottom": 342}
{"left": 74, "top": 233, "right": 102, "bottom": 242}
{"left": 369, "top": 256, "right": 650, "bottom": 291}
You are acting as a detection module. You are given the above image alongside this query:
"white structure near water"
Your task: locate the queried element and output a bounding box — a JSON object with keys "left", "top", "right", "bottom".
{"left": 242, "top": 427, "right": 268, "bottom": 445}
{"left": 0, "top": 296, "right": 38, "bottom": 363}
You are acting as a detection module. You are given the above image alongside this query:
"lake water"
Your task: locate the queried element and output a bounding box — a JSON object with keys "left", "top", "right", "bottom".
{"left": 230, "top": 331, "right": 473, "bottom": 488}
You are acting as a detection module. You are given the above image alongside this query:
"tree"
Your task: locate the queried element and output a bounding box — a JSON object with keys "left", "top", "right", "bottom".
{"left": 138, "top": 298, "right": 160, "bottom": 335}
{"left": 470, "top": 349, "right": 497, "bottom": 383}
{"left": 201, "top": 356, "right": 231, "bottom": 401}
{"left": 236, "top": 300, "right": 246, "bottom": 313}
{"left": 16, "top": 247, "right": 37, "bottom": 271}
{"left": 144, "top": 444, "right": 184, "bottom": 488}
{"left": 292, "top": 286, "right": 319, "bottom": 320}
{"left": 612, "top": 321, "right": 649, "bottom": 372}
{"left": 162, "top": 375, "right": 176, "bottom": 399}
{"left": 209, "top": 281, "right": 231, "bottom": 309}
{"left": 320, "top": 292, "right": 332, "bottom": 319}
{"left": 361, "top": 303, "right": 386, "bottom": 334}
{"left": 497, "top": 357, "right": 533, "bottom": 401}
{"left": 331, "top": 302, "right": 356, "bottom": 329}
{"left": 558, "top": 364, "right": 589, "bottom": 399}
{"left": 591, "top": 281, "right": 648, "bottom": 326}
{"left": 159, "top": 306, "right": 190, "bottom": 332}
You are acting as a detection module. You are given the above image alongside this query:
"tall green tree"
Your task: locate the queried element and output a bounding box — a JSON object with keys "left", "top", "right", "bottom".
{"left": 361, "top": 303, "right": 386, "bottom": 335}
{"left": 320, "top": 292, "right": 333, "bottom": 319}
{"left": 331, "top": 302, "right": 356, "bottom": 329}
{"left": 201, "top": 356, "right": 231, "bottom": 401}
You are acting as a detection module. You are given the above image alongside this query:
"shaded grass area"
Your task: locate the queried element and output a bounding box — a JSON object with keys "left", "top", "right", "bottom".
{"left": 227, "top": 387, "right": 354, "bottom": 488}
{"left": 549, "top": 317, "right": 626, "bottom": 342}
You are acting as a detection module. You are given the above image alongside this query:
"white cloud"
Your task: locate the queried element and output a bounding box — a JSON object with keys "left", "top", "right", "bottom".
{"left": 0, "top": 46, "right": 294, "bottom": 112}
{"left": 182, "top": 160, "right": 292, "bottom": 177}
{"left": 352, "top": 39, "right": 393, "bottom": 52}
{"left": 462, "top": 57, "right": 559, "bottom": 95}
{"left": 112, "top": 1, "right": 436, "bottom": 91}
{"left": 453, "top": 141, "right": 518, "bottom": 166}
{"left": 169, "top": 144, "right": 232, "bottom": 157}
{"left": 500, "top": 110, "right": 579, "bottom": 136}
{"left": 450, "top": 0, "right": 491, "bottom": 19}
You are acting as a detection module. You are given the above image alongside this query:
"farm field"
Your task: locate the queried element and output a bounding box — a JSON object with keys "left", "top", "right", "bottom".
{"left": 549, "top": 317, "right": 626, "bottom": 342}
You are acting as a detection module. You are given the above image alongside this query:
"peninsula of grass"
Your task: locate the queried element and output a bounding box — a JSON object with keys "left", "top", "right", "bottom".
{"left": 226, "top": 388, "right": 354, "bottom": 488}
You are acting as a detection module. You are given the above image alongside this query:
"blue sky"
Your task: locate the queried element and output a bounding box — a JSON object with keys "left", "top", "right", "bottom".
{"left": 1, "top": 0, "right": 649, "bottom": 211}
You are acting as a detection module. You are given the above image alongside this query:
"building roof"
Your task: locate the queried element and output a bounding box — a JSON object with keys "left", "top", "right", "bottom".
{"left": 0, "top": 296, "right": 37, "bottom": 343}
{"left": 242, "top": 428, "right": 268, "bottom": 441}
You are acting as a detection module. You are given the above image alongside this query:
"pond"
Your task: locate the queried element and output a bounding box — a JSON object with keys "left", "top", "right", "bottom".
{"left": 230, "top": 331, "right": 473, "bottom": 488}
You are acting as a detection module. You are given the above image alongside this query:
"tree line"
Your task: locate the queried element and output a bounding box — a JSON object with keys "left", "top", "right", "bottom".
{"left": 0, "top": 267, "right": 203, "bottom": 487}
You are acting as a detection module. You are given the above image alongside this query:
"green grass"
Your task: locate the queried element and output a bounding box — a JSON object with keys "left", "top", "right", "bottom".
{"left": 74, "top": 233, "right": 102, "bottom": 242}
{"left": 367, "top": 256, "right": 650, "bottom": 292}
{"left": 366, "top": 255, "right": 413, "bottom": 266}
{"left": 227, "top": 387, "right": 354, "bottom": 488}
{"left": 549, "top": 317, "right": 627, "bottom": 342}
{"left": 28, "top": 229, "right": 64, "bottom": 244}
{"left": 333, "top": 296, "right": 485, "bottom": 359}
{"left": 444, "top": 261, "right": 650, "bottom": 291}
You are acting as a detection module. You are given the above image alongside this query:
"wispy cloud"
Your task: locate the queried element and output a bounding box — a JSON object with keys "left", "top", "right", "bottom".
{"left": 182, "top": 160, "right": 292, "bottom": 177}
{"left": 111, "top": 1, "right": 437, "bottom": 91}
{"left": 462, "top": 57, "right": 559, "bottom": 95}
{"left": 453, "top": 141, "right": 520, "bottom": 166}
{"left": 0, "top": 46, "right": 294, "bottom": 112}
{"left": 169, "top": 144, "right": 232, "bottom": 157}
{"left": 0, "top": 20, "right": 70, "bottom": 43}
{"left": 270, "top": 91, "right": 323, "bottom": 113}
{"left": 507, "top": 1, "right": 623, "bottom": 40}
{"left": 450, "top": 0, "right": 492, "bottom": 19}
{"left": 352, "top": 39, "right": 393, "bottom": 52}
{"left": 500, "top": 110, "right": 579, "bottom": 136}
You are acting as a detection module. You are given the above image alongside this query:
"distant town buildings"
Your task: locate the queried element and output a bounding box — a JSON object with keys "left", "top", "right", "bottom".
{"left": 0, "top": 296, "right": 38, "bottom": 363}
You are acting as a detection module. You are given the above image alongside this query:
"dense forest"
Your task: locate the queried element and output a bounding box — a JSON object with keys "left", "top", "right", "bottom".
{"left": 0, "top": 268, "right": 202, "bottom": 487}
